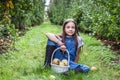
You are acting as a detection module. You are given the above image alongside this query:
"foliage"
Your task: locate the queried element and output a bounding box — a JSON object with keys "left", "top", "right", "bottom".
{"left": 0, "top": 0, "right": 45, "bottom": 34}
{"left": 48, "top": 0, "right": 72, "bottom": 25}
{"left": 0, "top": 1, "right": 18, "bottom": 53}
{"left": 48, "top": 0, "right": 120, "bottom": 41}
{"left": 0, "top": 0, "right": 45, "bottom": 52}
{"left": 10, "top": 0, "right": 44, "bottom": 29}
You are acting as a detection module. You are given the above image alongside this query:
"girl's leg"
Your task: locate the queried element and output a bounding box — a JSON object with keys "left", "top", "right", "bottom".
{"left": 75, "top": 64, "right": 90, "bottom": 73}
{"left": 69, "top": 61, "right": 89, "bottom": 73}
{"left": 44, "top": 39, "right": 56, "bottom": 68}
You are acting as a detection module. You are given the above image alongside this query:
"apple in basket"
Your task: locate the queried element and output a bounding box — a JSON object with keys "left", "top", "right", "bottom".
{"left": 61, "top": 59, "right": 68, "bottom": 66}
{"left": 52, "top": 58, "right": 60, "bottom": 65}
{"left": 59, "top": 62, "right": 65, "bottom": 66}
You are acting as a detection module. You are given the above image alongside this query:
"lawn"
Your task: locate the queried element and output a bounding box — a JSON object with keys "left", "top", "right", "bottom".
{"left": 0, "top": 22, "right": 119, "bottom": 80}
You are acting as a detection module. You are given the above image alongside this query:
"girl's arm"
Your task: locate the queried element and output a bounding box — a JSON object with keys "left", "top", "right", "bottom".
{"left": 46, "top": 33, "right": 66, "bottom": 51}
{"left": 46, "top": 33, "right": 63, "bottom": 45}
{"left": 74, "top": 47, "right": 81, "bottom": 63}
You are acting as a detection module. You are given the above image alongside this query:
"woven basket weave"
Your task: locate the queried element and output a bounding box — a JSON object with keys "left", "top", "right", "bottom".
{"left": 51, "top": 48, "right": 70, "bottom": 73}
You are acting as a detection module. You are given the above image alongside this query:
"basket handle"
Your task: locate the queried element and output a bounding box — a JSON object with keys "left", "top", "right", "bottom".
{"left": 51, "top": 47, "right": 70, "bottom": 66}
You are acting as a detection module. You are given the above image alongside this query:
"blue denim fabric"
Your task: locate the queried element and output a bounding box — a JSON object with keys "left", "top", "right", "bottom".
{"left": 69, "top": 61, "right": 90, "bottom": 72}
{"left": 47, "top": 39, "right": 66, "bottom": 60}
{"left": 65, "top": 37, "right": 76, "bottom": 61}
{"left": 47, "top": 37, "right": 76, "bottom": 61}
{"left": 47, "top": 38, "right": 89, "bottom": 72}
{"left": 47, "top": 39, "right": 56, "bottom": 46}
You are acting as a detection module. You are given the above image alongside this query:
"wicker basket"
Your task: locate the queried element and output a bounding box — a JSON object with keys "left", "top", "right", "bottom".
{"left": 51, "top": 47, "right": 70, "bottom": 73}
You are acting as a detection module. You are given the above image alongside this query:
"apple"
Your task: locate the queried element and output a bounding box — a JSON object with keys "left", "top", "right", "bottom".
{"left": 6, "top": 36, "right": 10, "bottom": 38}
{"left": 52, "top": 58, "right": 60, "bottom": 65}
{"left": 50, "top": 75, "right": 56, "bottom": 79}
{"left": 0, "top": 39, "right": 3, "bottom": 43}
{"left": 90, "top": 66, "right": 98, "bottom": 71}
{"left": 8, "top": 40, "right": 12, "bottom": 43}
{"left": 59, "top": 62, "right": 65, "bottom": 66}
{"left": 61, "top": 59, "right": 68, "bottom": 66}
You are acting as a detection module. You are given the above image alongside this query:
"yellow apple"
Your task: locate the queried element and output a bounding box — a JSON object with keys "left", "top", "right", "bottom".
{"left": 90, "top": 66, "right": 98, "bottom": 71}
{"left": 59, "top": 62, "right": 65, "bottom": 66}
{"left": 50, "top": 75, "right": 56, "bottom": 79}
{"left": 52, "top": 58, "right": 60, "bottom": 65}
{"left": 61, "top": 59, "right": 68, "bottom": 66}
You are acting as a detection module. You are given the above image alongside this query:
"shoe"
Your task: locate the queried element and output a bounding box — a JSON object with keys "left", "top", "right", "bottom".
{"left": 74, "top": 68, "right": 82, "bottom": 74}
{"left": 43, "top": 62, "right": 51, "bottom": 69}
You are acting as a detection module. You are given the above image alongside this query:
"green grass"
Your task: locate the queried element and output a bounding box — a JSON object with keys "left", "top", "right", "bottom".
{"left": 0, "top": 22, "right": 119, "bottom": 80}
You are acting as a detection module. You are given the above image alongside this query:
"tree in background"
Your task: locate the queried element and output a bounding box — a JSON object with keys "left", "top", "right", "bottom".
{"left": 0, "top": 0, "right": 45, "bottom": 53}
{"left": 48, "top": 0, "right": 120, "bottom": 41}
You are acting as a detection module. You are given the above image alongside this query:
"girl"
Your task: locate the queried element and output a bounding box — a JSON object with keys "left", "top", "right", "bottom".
{"left": 44, "top": 19, "right": 89, "bottom": 73}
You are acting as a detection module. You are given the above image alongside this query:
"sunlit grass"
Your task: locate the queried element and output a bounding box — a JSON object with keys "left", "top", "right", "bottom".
{"left": 0, "top": 22, "right": 119, "bottom": 80}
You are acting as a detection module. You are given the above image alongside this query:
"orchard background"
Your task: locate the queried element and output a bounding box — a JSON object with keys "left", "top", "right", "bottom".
{"left": 0, "top": 0, "right": 44, "bottom": 53}
{"left": 0, "top": 0, "right": 120, "bottom": 80}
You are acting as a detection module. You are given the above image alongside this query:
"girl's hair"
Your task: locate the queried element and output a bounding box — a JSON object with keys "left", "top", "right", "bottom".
{"left": 61, "top": 19, "right": 79, "bottom": 48}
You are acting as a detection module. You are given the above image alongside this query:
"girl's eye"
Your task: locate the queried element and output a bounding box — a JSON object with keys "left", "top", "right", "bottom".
{"left": 66, "top": 26, "right": 70, "bottom": 28}
{"left": 72, "top": 26, "right": 75, "bottom": 29}
{"left": 66, "top": 26, "right": 75, "bottom": 28}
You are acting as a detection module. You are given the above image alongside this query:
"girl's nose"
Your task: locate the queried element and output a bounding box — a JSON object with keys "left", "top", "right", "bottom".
{"left": 69, "top": 28, "right": 72, "bottom": 30}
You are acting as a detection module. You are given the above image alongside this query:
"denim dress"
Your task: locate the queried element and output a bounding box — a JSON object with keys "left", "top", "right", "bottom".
{"left": 47, "top": 36, "right": 89, "bottom": 72}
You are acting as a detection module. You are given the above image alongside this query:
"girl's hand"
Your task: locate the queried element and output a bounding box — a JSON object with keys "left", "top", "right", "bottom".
{"left": 57, "top": 40, "right": 64, "bottom": 46}
{"left": 60, "top": 45, "right": 66, "bottom": 52}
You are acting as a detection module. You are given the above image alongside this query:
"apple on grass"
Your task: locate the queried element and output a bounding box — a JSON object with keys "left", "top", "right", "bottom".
{"left": 90, "top": 66, "right": 98, "bottom": 71}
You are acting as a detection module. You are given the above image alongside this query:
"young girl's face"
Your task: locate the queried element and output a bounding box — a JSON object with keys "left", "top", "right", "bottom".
{"left": 65, "top": 22, "right": 75, "bottom": 36}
